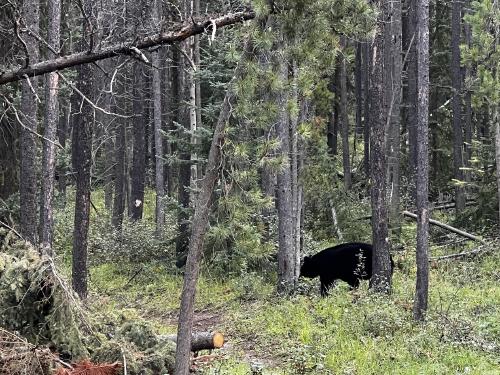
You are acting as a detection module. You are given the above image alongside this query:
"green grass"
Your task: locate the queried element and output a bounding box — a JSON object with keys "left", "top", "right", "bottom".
{"left": 54, "top": 190, "right": 499, "bottom": 374}
{"left": 85, "top": 249, "right": 500, "bottom": 374}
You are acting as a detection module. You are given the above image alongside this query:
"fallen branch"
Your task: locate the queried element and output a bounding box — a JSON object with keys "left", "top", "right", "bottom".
{"left": 0, "top": 10, "right": 255, "bottom": 85}
{"left": 402, "top": 211, "right": 486, "bottom": 244}
{"left": 430, "top": 245, "right": 492, "bottom": 261}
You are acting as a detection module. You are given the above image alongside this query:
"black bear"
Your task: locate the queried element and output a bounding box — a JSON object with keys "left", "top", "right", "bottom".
{"left": 300, "top": 242, "right": 393, "bottom": 296}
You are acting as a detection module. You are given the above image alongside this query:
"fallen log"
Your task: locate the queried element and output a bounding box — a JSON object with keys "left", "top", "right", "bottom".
{"left": 402, "top": 211, "right": 486, "bottom": 244}
{"left": 161, "top": 332, "right": 224, "bottom": 352}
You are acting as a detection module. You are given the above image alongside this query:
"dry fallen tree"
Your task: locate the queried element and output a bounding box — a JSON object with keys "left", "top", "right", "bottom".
{"left": 0, "top": 328, "right": 56, "bottom": 375}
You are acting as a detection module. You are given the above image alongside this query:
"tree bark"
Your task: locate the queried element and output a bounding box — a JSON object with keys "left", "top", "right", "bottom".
{"left": 72, "top": 0, "right": 95, "bottom": 299}
{"left": 370, "top": 0, "right": 392, "bottom": 293}
{"left": 413, "top": 0, "right": 430, "bottom": 321}
{"left": 40, "top": 0, "right": 61, "bottom": 255}
{"left": 451, "top": 0, "right": 466, "bottom": 214}
{"left": 339, "top": 37, "right": 351, "bottom": 190}
{"left": 130, "top": 62, "right": 146, "bottom": 220}
{"left": 151, "top": 0, "right": 165, "bottom": 238}
{"left": 0, "top": 10, "right": 256, "bottom": 85}
{"left": 112, "top": 97, "right": 127, "bottom": 229}
{"left": 363, "top": 42, "right": 371, "bottom": 177}
{"left": 406, "top": 0, "right": 418, "bottom": 200}
{"left": 275, "top": 33, "right": 295, "bottom": 294}
{"left": 173, "top": 38, "right": 254, "bottom": 375}
{"left": 388, "top": 0, "right": 403, "bottom": 238}
{"left": 19, "top": 0, "right": 40, "bottom": 244}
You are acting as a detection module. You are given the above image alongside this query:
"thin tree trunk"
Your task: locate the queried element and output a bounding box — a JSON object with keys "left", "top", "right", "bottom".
{"left": 130, "top": 62, "right": 146, "bottom": 220}
{"left": 173, "top": 39, "right": 254, "bottom": 375}
{"left": 413, "top": 0, "right": 430, "bottom": 321}
{"left": 57, "top": 101, "right": 70, "bottom": 204}
{"left": 370, "top": 0, "right": 392, "bottom": 293}
{"left": 463, "top": 0, "right": 472, "bottom": 183}
{"left": 407, "top": 0, "right": 418, "bottom": 200}
{"left": 339, "top": 37, "right": 351, "bottom": 190}
{"left": 71, "top": 0, "right": 94, "bottom": 299}
{"left": 363, "top": 42, "right": 371, "bottom": 177}
{"left": 112, "top": 111, "right": 127, "bottom": 228}
{"left": 276, "top": 34, "right": 294, "bottom": 294}
{"left": 389, "top": 0, "right": 403, "bottom": 238}
{"left": 20, "top": 0, "right": 40, "bottom": 244}
{"left": 290, "top": 61, "right": 300, "bottom": 283}
{"left": 151, "top": 0, "right": 165, "bottom": 236}
{"left": 451, "top": 0, "right": 466, "bottom": 213}
{"left": 176, "top": 0, "right": 193, "bottom": 256}
{"left": 40, "top": 0, "right": 61, "bottom": 255}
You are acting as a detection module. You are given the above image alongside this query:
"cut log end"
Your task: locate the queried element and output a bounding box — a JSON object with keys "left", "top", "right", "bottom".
{"left": 163, "top": 331, "right": 225, "bottom": 352}
{"left": 212, "top": 332, "right": 224, "bottom": 349}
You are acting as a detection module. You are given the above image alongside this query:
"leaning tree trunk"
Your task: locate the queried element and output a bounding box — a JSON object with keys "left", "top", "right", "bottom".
{"left": 413, "top": 0, "right": 430, "bottom": 321}
{"left": 40, "top": 0, "right": 61, "bottom": 255}
{"left": 370, "top": 0, "right": 392, "bottom": 293}
{"left": 451, "top": 0, "right": 466, "bottom": 214}
{"left": 20, "top": 0, "right": 40, "bottom": 244}
{"left": 173, "top": 38, "right": 255, "bottom": 375}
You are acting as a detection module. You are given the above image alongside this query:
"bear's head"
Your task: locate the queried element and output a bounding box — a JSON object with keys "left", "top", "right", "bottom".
{"left": 299, "top": 256, "right": 319, "bottom": 278}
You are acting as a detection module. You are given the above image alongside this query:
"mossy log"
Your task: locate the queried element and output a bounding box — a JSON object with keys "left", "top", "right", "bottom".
{"left": 161, "top": 332, "right": 224, "bottom": 352}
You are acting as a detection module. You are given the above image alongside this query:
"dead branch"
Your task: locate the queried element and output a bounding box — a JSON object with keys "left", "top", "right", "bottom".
{"left": 402, "top": 211, "right": 486, "bottom": 244}
{"left": 0, "top": 10, "right": 256, "bottom": 85}
{"left": 430, "top": 244, "right": 492, "bottom": 261}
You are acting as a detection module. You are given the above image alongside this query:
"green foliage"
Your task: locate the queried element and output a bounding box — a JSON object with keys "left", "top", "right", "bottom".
{"left": 0, "top": 232, "right": 88, "bottom": 358}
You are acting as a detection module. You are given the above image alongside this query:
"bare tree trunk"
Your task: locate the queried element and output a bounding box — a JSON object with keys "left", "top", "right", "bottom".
{"left": 176, "top": 0, "right": 193, "bottom": 255}
{"left": 153, "top": 13, "right": 166, "bottom": 234}
{"left": 290, "top": 61, "right": 300, "bottom": 282}
{"left": 463, "top": 0, "right": 472, "bottom": 183}
{"left": 39, "top": 0, "right": 61, "bottom": 255}
{"left": 275, "top": 35, "right": 295, "bottom": 294}
{"left": 71, "top": 0, "right": 95, "bottom": 299}
{"left": 130, "top": 62, "right": 146, "bottom": 220}
{"left": 112, "top": 104, "right": 127, "bottom": 228}
{"left": 363, "top": 42, "right": 371, "bottom": 177}
{"left": 339, "top": 37, "right": 351, "bottom": 190}
{"left": 20, "top": 0, "right": 40, "bottom": 244}
{"left": 407, "top": 0, "right": 418, "bottom": 200}
{"left": 370, "top": 0, "right": 392, "bottom": 293}
{"left": 451, "top": 0, "right": 466, "bottom": 214}
{"left": 193, "top": 0, "right": 202, "bottom": 180}
{"left": 57, "top": 101, "right": 70, "bottom": 205}
{"left": 389, "top": 0, "right": 403, "bottom": 238}
{"left": 328, "top": 67, "right": 339, "bottom": 156}
{"left": 413, "top": 0, "right": 430, "bottom": 321}
{"left": 355, "top": 41, "right": 363, "bottom": 167}
{"left": 173, "top": 39, "right": 254, "bottom": 375}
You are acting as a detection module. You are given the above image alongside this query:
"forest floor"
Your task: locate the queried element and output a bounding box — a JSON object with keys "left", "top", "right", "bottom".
{"left": 86, "top": 246, "right": 500, "bottom": 375}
